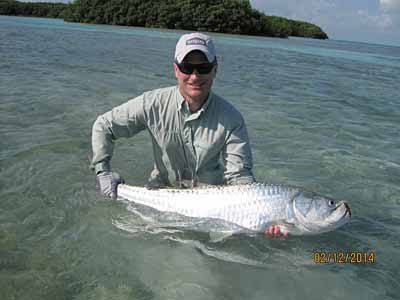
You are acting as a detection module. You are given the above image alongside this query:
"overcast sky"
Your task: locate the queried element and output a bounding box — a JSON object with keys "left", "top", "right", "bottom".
{"left": 22, "top": 0, "right": 400, "bottom": 46}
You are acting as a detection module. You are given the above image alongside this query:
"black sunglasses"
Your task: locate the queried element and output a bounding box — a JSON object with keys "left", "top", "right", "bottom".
{"left": 175, "top": 61, "right": 216, "bottom": 75}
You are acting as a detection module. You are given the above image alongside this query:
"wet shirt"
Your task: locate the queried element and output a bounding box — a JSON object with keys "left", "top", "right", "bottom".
{"left": 91, "top": 86, "right": 255, "bottom": 186}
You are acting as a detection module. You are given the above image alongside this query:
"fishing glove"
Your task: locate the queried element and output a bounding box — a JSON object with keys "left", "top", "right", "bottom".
{"left": 96, "top": 171, "right": 124, "bottom": 199}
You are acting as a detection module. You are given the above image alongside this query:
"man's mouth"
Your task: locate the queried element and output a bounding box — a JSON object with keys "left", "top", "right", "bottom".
{"left": 188, "top": 82, "right": 204, "bottom": 88}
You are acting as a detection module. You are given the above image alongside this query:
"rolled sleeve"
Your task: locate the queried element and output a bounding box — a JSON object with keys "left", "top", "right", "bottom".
{"left": 90, "top": 95, "right": 147, "bottom": 172}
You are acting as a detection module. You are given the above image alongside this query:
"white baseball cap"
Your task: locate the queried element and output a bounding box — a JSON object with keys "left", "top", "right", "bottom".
{"left": 174, "top": 33, "right": 217, "bottom": 64}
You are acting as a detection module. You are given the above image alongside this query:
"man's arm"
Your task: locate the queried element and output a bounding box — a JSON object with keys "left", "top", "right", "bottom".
{"left": 91, "top": 95, "right": 147, "bottom": 173}
{"left": 222, "top": 119, "right": 255, "bottom": 185}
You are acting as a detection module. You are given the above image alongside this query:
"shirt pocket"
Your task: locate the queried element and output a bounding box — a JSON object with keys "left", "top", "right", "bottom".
{"left": 150, "top": 126, "right": 180, "bottom": 149}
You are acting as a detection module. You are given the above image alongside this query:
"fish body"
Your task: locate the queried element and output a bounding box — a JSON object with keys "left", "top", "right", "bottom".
{"left": 117, "top": 183, "right": 351, "bottom": 235}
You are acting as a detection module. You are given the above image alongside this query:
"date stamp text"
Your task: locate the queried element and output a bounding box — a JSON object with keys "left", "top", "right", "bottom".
{"left": 313, "top": 251, "right": 375, "bottom": 264}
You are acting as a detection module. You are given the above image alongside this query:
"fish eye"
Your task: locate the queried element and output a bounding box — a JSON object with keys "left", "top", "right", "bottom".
{"left": 328, "top": 200, "right": 335, "bottom": 207}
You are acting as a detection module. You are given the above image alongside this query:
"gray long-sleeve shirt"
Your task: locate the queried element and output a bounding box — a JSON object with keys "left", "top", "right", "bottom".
{"left": 91, "top": 85, "right": 255, "bottom": 186}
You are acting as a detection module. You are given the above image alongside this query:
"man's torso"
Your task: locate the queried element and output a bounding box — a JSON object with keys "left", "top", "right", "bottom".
{"left": 141, "top": 86, "right": 244, "bottom": 186}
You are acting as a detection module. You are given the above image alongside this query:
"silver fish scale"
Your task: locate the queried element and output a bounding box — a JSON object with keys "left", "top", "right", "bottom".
{"left": 117, "top": 183, "right": 301, "bottom": 232}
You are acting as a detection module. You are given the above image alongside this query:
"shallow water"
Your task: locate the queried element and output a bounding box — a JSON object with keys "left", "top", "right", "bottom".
{"left": 0, "top": 16, "right": 399, "bottom": 299}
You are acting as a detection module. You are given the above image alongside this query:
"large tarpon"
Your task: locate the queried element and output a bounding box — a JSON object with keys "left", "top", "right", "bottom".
{"left": 117, "top": 183, "right": 351, "bottom": 236}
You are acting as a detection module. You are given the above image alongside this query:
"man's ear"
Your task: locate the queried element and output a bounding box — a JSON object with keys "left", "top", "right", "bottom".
{"left": 173, "top": 63, "right": 179, "bottom": 78}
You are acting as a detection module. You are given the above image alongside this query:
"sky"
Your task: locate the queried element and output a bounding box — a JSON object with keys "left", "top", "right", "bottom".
{"left": 251, "top": 0, "right": 400, "bottom": 46}
{"left": 22, "top": 0, "right": 400, "bottom": 46}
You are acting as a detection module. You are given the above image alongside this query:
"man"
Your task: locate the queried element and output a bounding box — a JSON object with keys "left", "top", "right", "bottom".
{"left": 91, "top": 32, "right": 255, "bottom": 195}
{"left": 91, "top": 32, "right": 284, "bottom": 237}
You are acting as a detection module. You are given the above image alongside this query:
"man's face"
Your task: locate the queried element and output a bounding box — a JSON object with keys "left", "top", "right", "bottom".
{"left": 174, "top": 51, "right": 217, "bottom": 104}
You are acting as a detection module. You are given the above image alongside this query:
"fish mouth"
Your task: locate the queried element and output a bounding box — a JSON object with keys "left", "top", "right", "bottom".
{"left": 326, "top": 201, "right": 351, "bottom": 225}
{"left": 343, "top": 202, "right": 351, "bottom": 218}
{"left": 333, "top": 201, "right": 351, "bottom": 221}
{"left": 332, "top": 200, "right": 351, "bottom": 214}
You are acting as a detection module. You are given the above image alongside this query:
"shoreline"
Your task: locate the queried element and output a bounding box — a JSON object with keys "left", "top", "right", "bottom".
{"left": 0, "top": 0, "right": 329, "bottom": 40}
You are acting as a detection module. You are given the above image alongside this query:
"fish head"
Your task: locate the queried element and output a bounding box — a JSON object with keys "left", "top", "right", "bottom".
{"left": 289, "top": 191, "right": 351, "bottom": 235}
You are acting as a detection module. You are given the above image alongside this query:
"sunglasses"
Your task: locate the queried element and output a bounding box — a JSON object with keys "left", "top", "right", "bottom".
{"left": 175, "top": 61, "right": 216, "bottom": 75}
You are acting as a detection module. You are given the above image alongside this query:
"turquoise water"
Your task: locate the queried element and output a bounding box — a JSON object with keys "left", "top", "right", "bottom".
{"left": 1, "top": 16, "right": 399, "bottom": 299}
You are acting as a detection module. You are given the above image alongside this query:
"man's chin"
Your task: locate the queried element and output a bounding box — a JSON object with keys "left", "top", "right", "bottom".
{"left": 188, "top": 90, "right": 207, "bottom": 98}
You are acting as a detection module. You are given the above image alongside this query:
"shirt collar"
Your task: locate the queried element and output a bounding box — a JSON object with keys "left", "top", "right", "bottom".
{"left": 176, "top": 86, "right": 213, "bottom": 119}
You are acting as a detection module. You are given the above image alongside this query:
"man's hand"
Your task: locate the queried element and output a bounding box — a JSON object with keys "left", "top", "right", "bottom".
{"left": 96, "top": 171, "right": 124, "bottom": 199}
{"left": 264, "top": 225, "right": 289, "bottom": 237}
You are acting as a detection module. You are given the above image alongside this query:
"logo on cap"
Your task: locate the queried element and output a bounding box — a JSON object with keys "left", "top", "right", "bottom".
{"left": 186, "top": 38, "right": 206, "bottom": 46}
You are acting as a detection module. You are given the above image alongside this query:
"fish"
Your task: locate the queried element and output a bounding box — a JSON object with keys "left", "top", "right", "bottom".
{"left": 116, "top": 183, "right": 351, "bottom": 238}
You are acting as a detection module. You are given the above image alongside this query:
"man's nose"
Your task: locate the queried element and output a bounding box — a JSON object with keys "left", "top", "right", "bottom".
{"left": 190, "top": 69, "right": 201, "bottom": 78}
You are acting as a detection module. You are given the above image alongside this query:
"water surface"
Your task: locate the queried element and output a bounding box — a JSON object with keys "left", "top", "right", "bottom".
{"left": 1, "top": 16, "right": 399, "bottom": 300}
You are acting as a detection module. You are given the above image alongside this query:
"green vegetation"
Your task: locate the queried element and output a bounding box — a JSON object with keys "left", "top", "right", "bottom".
{"left": 0, "top": 0, "right": 328, "bottom": 39}
{"left": 289, "top": 19, "right": 329, "bottom": 39}
{"left": 0, "top": 0, "right": 67, "bottom": 18}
